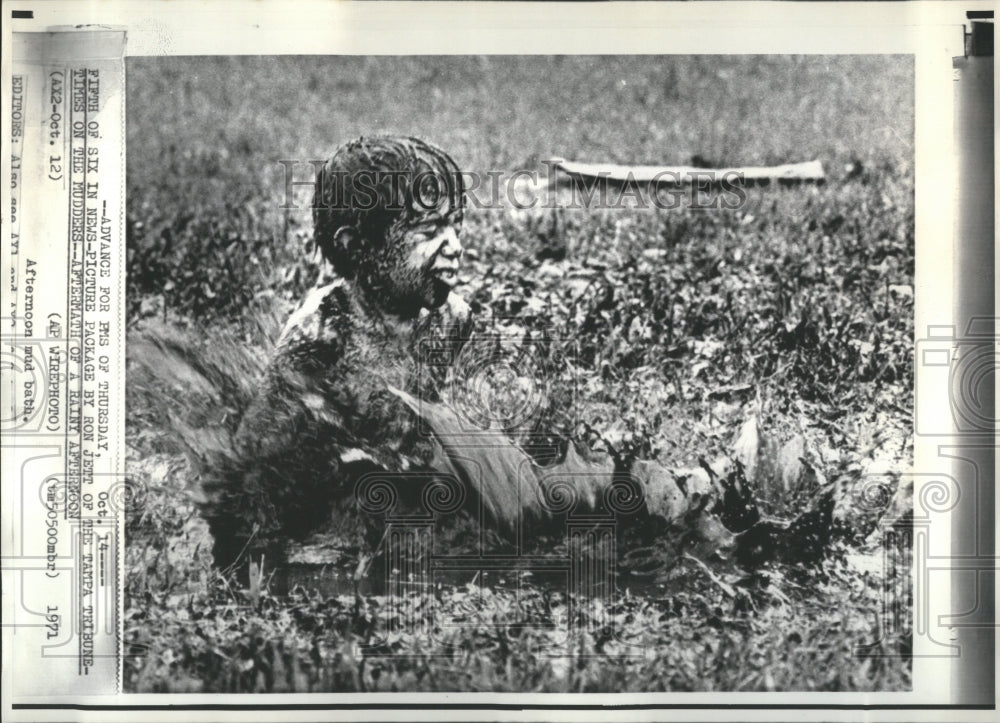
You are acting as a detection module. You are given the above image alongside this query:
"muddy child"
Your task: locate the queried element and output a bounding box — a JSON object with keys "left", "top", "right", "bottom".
{"left": 198, "top": 136, "right": 740, "bottom": 573}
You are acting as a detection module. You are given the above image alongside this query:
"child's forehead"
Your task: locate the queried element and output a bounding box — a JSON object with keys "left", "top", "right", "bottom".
{"left": 394, "top": 203, "right": 463, "bottom": 233}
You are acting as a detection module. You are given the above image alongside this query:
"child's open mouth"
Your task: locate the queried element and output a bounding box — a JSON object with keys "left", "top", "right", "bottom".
{"left": 432, "top": 266, "right": 459, "bottom": 287}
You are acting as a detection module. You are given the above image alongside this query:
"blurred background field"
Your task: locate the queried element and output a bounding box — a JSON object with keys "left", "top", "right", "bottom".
{"left": 125, "top": 55, "right": 914, "bottom": 692}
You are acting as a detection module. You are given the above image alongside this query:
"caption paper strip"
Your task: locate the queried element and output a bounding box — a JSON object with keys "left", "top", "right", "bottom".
{"left": 4, "top": 30, "right": 126, "bottom": 698}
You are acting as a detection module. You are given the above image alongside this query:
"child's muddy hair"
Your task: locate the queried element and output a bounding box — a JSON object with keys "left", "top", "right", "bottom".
{"left": 312, "top": 135, "right": 465, "bottom": 277}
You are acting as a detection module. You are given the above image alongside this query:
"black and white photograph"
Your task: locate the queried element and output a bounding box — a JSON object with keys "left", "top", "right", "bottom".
{"left": 122, "top": 53, "right": 917, "bottom": 694}
{"left": 5, "top": 0, "right": 998, "bottom": 718}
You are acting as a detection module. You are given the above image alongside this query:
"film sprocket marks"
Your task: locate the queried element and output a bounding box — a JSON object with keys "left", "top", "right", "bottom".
{"left": 0, "top": 6, "right": 994, "bottom": 719}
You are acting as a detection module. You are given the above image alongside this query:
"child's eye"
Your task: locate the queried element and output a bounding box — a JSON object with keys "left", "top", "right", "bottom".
{"left": 410, "top": 225, "right": 445, "bottom": 244}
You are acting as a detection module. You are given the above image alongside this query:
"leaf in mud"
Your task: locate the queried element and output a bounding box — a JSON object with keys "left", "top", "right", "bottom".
{"left": 731, "top": 413, "right": 760, "bottom": 485}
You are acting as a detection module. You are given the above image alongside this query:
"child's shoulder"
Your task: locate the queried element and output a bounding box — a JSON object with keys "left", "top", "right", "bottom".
{"left": 275, "top": 278, "right": 354, "bottom": 353}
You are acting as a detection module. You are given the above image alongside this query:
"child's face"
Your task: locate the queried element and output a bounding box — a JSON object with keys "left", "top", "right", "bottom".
{"left": 377, "top": 218, "right": 464, "bottom": 312}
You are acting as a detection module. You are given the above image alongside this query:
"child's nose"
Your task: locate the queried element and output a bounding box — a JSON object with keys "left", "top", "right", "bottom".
{"left": 438, "top": 227, "right": 463, "bottom": 259}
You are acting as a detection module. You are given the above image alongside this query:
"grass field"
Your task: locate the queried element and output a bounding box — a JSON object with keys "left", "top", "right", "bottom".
{"left": 125, "top": 55, "right": 914, "bottom": 692}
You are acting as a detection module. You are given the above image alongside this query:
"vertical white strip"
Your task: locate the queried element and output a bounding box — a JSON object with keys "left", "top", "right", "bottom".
{"left": 3, "top": 30, "right": 126, "bottom": 698}
{"left": 912, "top": 20, "right": 963, "bottom": 703}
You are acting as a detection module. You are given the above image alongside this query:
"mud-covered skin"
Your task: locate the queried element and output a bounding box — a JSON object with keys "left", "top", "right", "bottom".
{"left": 202, "top": 136, "right": 472, "bottom": 570}
{"left": 236, "top": 280, "right": 472, "bottom": 461}
{"left": 200, "top": 279, "right": 474, "bottom": 569}
{"left": 312, "top": 136, "right": 465, "bottom": 284}
{"left": 355, "top": 216, "right": 464, "bottom": 316}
